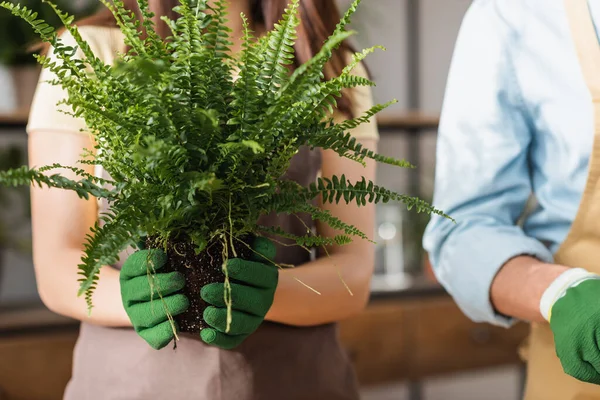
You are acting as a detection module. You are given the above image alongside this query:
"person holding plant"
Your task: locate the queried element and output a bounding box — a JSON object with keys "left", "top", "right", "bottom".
{"left": 424, "top": 0, "right": 600, "bottom": 399}
{"left": 27, "top": 0, "right": 378, "bottom": 399}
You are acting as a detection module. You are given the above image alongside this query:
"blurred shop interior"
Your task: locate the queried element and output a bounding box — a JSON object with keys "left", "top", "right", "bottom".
{"left": 0, "top": 1, "right": 528, "bottom": 400}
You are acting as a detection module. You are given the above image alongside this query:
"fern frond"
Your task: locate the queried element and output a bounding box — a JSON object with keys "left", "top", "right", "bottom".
{"left": 285, "top": 202, "right": 371, "bottom": 242}
{"left": 258, "top": 0, "right": 299, "bottom": 97}
{"left": 68, "top": 99, "right": 140, "bottom": 139}
{"left": 267, "top": 174, "right": 449, "bottom": 219}
{"left": 265, "top": 138, "right": 298, "bottom": 179}
{"left": 315, "top": 130, "right": 413, "bottom": 168}
{"left": 136, "top": 0, "right": 169, "bottom": 59}
{"left": 205, "top": 0, "right": 233, "bottom": 59}
{"left": 302, "top": 74, "right": 375, "bottom": 120}
{"left": 257, "top": 225, "right": 352, "bottom": 247}
{"left": 202, "top": 0, "right": 234, "bottom": 113}
{"left": 0, "top": 166, "right": 114, "bottom": 200}
{"left": 38, "top": 163, "right": 114, "bottom": 186}
{"left": 334, "top": 0, "right": 362, "bottom": 36}
{"left": 282, "top": 30, "right": 354, "bottom": 95}
{"left": 98, "top": 0, "right": 146, "bottom": 56}
{"left": 261, "top": 186, "right": 371, "bottom": 242}
{"left": 342, "top": 46, "right": 385, "bottom": 75}
{"left": 278, "top": 0, "right": 362, "bottom": 102}
{"left": 310, "top": 176, "right": 450, "bottom": 217}
{"left": 162, "top": 1, "right": 196, "bottom": 134}
{"left": 337, "top": 100, "right": 397, "bottom": 131}
{"left": 304, "top": 101, "right": 414, "bottom": 169}
{"left": 228, "top": 13, "right": 261, "bottom": 135}
{"left": 77, "top": 216, "right": 137, "bottom": 310}
{"left": 44, "top": 1, "right": 111, "bottom": 79}
{"left": 0, "top": 1, "right": 57, "bottom": 42}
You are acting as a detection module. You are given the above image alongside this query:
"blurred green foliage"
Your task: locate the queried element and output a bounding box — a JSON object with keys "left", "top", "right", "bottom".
{"left": 0, "top": 0, "right": 99, "bottom": 65}
{"left": 0, "top": 145, "right": 29, "bottom": 251}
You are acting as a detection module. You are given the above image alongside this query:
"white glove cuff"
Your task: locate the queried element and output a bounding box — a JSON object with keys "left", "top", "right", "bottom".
{"left": 539, "top": 268, "right": 600, "bottom": 321}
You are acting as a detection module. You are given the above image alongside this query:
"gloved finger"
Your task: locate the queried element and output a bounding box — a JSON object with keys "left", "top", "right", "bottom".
{"left": 200, "top": 328, "right": 247, "bottom": 350}
{"left": 120, "top": 249, "right": 168, "bottom": 280}
{"left": 138, "top": 320, "right": 179, "bottom": 350}
{"left": 201, "top": 283, "right": 273, "bottom": 316}
{"left": 225, "top": 258, "right": 278, "bottom": 289}
{"left": 562, "top": 357, "right": 600, "bottom": 385}
{"left": 203, "top": 306, "right": 263, "bottom": 335}
{"left": 121, "top": 272, "right": 185, "bottom": 304}
{"left": 251, "top": 236, "right": 276, "bottom": 262}
{"left": 127, "top": 294, "right": 189, "bottom": 328}
{"left": 582, "top": 338, "right": 600, "bottom": 381}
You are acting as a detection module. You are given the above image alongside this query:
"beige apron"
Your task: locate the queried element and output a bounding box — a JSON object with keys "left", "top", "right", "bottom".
{"left": 523, "top": 1, "right": 600, "bottom": 399}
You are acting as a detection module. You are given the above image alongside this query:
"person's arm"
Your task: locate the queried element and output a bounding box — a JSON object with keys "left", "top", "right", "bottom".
{"left": 423, "top": 0, "right": 555, "bottom": 327}
{"left": 265, "top": 56, "right": 378, "bottom": 327}
{"left": 490, "top": 257, "right": 568, "bottom": 322}
{"left": 266, "top": 139, "right": 377, "bottom": 327}
{"left": 26, "top": 28, "right": 131, "bottom": 327}
{"left": 28, "top": 129, "right": 131, "bottom": 327}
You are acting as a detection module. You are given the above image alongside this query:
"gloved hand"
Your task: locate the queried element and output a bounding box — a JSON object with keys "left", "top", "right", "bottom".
{"left": 551, "top": 278, "right": 600, "bottom": 384}
{"left": 120, "top": 249, "right": 189, "bottom": 350}
{"left": 200, "top": 236, "right": 278, "bottom": 350}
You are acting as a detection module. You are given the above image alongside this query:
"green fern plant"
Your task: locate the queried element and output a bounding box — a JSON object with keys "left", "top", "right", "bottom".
{"left": 0, "top": 0, "right": 449, "bottom": 316}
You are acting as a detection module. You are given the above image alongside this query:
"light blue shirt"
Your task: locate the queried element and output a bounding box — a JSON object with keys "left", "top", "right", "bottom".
{"left": 423, "top": 0, "right": 600, "bottom": 327}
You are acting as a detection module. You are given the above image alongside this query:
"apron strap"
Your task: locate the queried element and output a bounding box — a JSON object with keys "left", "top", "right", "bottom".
{"left": 523, "top": 6, "right": 600, "bottom": 398}
{"left": 565, "top": 0, "right": 600, "bottom": 100}
{"left": 558, "top": 0, "right": 600, "bottom": 250}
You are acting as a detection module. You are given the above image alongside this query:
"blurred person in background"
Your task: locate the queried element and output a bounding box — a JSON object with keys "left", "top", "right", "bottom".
{"left": 425, "top": 0, "right": 600, "bottom": 399}
{"left": 27, "top": 0, "right": 378, "bottom": 399}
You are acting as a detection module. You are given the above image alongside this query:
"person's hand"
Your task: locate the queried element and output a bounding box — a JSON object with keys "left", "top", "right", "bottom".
{"left": 200, "top": 237, "right": 278, "bottom": 350}
{"left": 551, "top": 279, "right": 600, "bottom": 384}
{"left": 120, "top": 249, "right": 189, "bottom": 350}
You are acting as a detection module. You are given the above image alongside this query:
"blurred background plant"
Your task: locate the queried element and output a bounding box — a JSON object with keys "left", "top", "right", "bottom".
{"left": 0, "top": 0, "right": 99, "bottom": 65}
{"left": 0, "top": 0, "right": 99, "bottom": 112}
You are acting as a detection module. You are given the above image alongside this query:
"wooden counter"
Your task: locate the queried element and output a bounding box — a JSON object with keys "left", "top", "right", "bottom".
{"left": 0, "top": 305, "right": 76, "bottom": 337}
{"left": 377, "top": 112, "right": 440, "bottom": 131}
{"left": 0, "top": 305, "right": 77, "bottom": 400}
{"left": 0, "top": 331, "right": 78, "bottom": 400}
{"left": 340, "top": 296, "right": 529, "bottom": 386}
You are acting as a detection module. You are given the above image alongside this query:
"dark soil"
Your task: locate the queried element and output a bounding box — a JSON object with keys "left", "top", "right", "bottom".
{"left": 146, "top": 235, "right": 253, "bottom": 334}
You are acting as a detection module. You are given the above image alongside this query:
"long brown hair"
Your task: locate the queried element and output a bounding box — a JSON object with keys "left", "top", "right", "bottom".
{"left": 76, "top": 0, "right": 356, "bottom": 116}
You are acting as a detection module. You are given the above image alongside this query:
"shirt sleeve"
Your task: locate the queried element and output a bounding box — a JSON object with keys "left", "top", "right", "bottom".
{"left": 422, "top": 0, "right": 554, "bottom": 328}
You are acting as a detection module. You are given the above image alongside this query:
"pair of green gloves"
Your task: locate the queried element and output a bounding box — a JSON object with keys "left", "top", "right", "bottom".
{"left": 119, "top": 237, "right": 278, "bottom": 350}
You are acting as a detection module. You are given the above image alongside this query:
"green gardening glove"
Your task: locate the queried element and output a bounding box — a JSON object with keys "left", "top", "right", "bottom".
{"left": 120, "top": 249, "right": 189, "bottom": 350}
{"left": 200, "top": 237, "right": 278, "bottom": 350}
{"left": 551, "top": 279, "right": 600, "bottom": 384}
